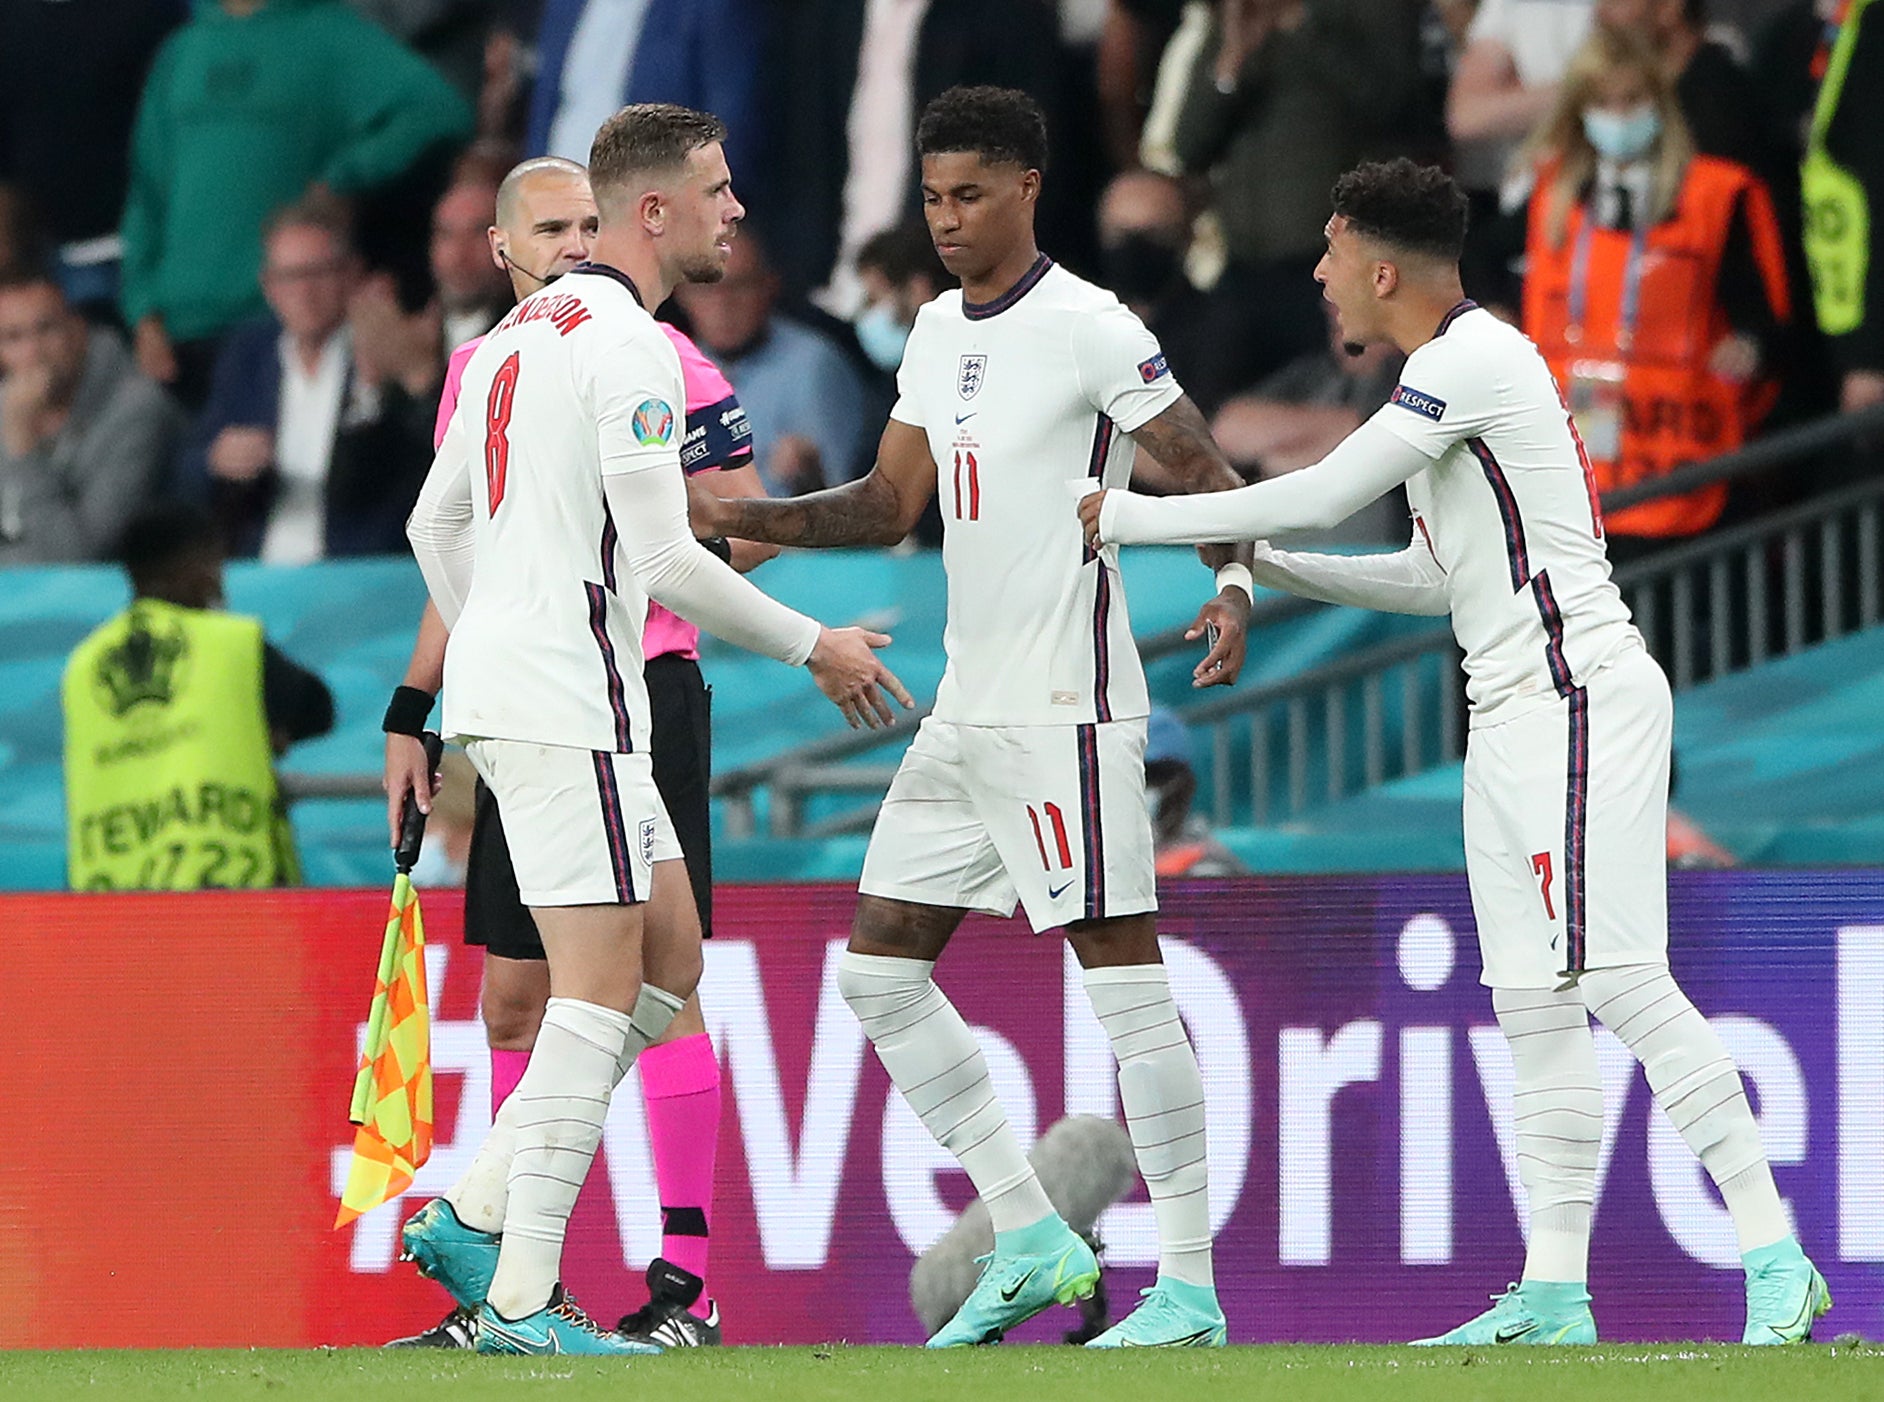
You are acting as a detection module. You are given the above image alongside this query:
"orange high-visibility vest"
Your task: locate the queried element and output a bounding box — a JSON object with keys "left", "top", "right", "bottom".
{"left": 1523, "top": 155, "right": 1791, "bottom": 538}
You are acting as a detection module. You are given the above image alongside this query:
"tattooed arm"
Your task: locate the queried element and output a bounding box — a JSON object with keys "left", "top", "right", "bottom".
{"left": 1123, "top": 393, "right": 1255, "bottom": 687}
{"left": 693, "top": 419, "right": 938, "bottom": 548}
{"left": 1127, "top": 394, "right": 1256, "bottom": 574}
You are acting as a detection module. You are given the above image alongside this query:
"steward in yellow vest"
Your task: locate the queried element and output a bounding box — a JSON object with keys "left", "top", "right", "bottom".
{"left": 1801, "top": 0, "right": 1884, "bottom": 413}
{"left": 63, "top": 505, "right": 332, "bottom": 889}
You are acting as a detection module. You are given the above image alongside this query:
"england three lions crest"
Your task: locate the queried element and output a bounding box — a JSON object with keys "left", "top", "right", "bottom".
{"left": 958, "top": 354, "right": 987, "bottom": 400}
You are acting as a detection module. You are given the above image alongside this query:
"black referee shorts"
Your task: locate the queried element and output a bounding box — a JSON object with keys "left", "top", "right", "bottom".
{"left": 464, "top": 654, "right": 715, "bottom": 958}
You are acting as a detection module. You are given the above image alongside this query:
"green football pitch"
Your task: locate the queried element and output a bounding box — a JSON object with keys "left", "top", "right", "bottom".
{"left": 1, "top": 1345, "right": 1879, "bottom": 1402}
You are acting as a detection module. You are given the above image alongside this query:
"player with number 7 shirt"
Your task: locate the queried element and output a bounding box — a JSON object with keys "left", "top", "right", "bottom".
{"left": 1082, "top": 157, "right": 1830, "bottom": 1349}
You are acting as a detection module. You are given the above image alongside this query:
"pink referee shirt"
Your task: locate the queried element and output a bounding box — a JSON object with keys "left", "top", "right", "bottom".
{"left": 435, "top": 322, "right": 754, "bottom": 662}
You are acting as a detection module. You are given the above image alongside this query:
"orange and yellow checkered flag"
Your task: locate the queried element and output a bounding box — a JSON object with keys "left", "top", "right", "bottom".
{"left": 334, "top": 871, "right": 434, "bottom": 1227}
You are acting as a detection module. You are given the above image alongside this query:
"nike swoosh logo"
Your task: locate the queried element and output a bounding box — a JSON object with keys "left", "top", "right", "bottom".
{"left": 1047, "top": 881, "right": 1074, "bottom": 900}
{"left": 999, "top": 1267, "right": 1038, "bottom": 1303}
{"left": 955, "top": 412, "right": 976, "bottom": 424}
{"left": 1495, "top": 1322, "right": 1538, "bottom": 1343}
{"left": 1121, "top": 1328, "right": 1218, "bottom": 1347}
{"left": 481, "top": 1320, "right": 554, "bottom": 1354}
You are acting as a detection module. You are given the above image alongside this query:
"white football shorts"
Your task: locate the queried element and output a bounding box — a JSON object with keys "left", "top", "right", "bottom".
{"left": 1463, "top": 642, "right": 1672, "bottom": 988}
{"left": 859, "top": 716, "right": 1157, "bottom": 933}
{"left": 462, "top": 737, "right": 680, "bottom": 907}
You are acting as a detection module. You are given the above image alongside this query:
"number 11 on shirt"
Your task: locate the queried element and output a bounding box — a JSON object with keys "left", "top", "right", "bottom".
{"left": 952, "top": 449, "right": 980, "bottom": 520}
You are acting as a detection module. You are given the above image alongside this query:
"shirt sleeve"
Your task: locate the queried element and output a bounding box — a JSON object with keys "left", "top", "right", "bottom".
{"left": 1465, "top": 0, "right": 1511, "bottom": 47}
{"left": 591, "top": 329, "right": 688, "bottom": 479}
{"left": 1367, "top": 335, "right": 1502, "bottom": 460}
{"left": 889, "top": 311, "right": 927, "bottom": 429}
{"left": 1072, "top": 300, "right": 1185, "bottom": 432}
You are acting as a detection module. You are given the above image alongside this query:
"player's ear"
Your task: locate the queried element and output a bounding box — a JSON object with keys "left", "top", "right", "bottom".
{"left": 487, "top": 227, "right": 506, "bottom": 272}
{"left": 639, "top": 188, "right": 666, "bottom": 236}
{"left": 1020, "top": 168, "right": 1041, "bottom": 204}
{"left": 1373, "top": 259, "right": 1400, "bottom": 300}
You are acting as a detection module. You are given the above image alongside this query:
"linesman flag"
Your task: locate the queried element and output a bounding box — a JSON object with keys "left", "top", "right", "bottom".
{"left": 335, "top": 732, "right": 441, "bottom": 1228}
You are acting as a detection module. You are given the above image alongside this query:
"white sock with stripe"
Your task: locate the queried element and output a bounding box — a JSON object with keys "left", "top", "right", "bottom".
{"left": 484, "top": 997, "right": 635, "bottom": 1319}
{"left": 1581, "top": 964, "right": 1790, "bottom": 1253}
{"left": 1083, "top": 963, "right": 1214, "bottom": 1288}
{"left": 1492, "top": 986, "right": 1601, "bottom": 1284}
{"left": 836, "top": 951, "right": 1055, "bottom": 1233}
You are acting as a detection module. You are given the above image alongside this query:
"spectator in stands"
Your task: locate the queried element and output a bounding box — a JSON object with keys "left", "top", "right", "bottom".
{"left": 0, "top": 185, "right": 44, "bottom": 283}
{"left": 1756, "top": 0, "right": 1884, "bottom": 421}
{"left": 178, "top": 200, "right": 438, "bottom": 561}
{"left": 1145, "top": 709, "right": 1245, "bottom": 878}
{"left": 1448, "top": 0, "right": 1595, "bottom": 292}
{"left": 1207, "top": 303, "right": 1408, "bottom": 544}
{"left": 1096, "top": 168, "right": 1237, "bottom": 414}
{"left": 62, "top": 503, "right": 333, "bottom": 891}
{"left": 765, "top": 0, "right": 1066, "bottom": 307}
{"left": 1096, "top": 0, "right": 1191, "bottom": 169}
{"left": 1596, "top": 0, "right": 1781, "bottom": 174}
{"left": 428, "top": 177, "right": 510, "bottom": 349}
{"left": 121, "top": 0, "right": 471, "bottom": 410}
{"left": 0, "top": 273, "right": 181, "bottom": 565}
{"left": 0, "top": 0, "right": 185, "bottom": 319}
{"left": 677, "top": 229, "right": 874, "bottom": 496}
{"left": 349, "top": 0, "right": 506, "bottom": 111}
{"left": 851, "top": 223, "right": 950, "bottom": 381}
{"left": 1520, "top": 26, "right": 1791, "bottom": 547}
{"left": 1174, "top": 0, "right": 1424, "bottom": 386}
{"left": 526, "top": 0, "right": 765, "bottom": 187}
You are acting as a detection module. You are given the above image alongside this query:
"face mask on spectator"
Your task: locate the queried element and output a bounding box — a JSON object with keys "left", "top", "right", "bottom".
{"left": 1102, "top": 235, "right": 1184, "bottom": 306}
{"left": 854, "top": 301, "right": 911, "bottom": 372}
{"left": 1582, "top": 103, "right": 1661, "bottom": 162}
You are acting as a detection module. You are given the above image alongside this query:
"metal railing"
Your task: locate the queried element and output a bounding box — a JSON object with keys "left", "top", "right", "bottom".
{"left": 1185, "top": 404, "right": 1884, "bottom": 825}
{"left": 281, "top": 404, "right": 1884, "bottom": 831}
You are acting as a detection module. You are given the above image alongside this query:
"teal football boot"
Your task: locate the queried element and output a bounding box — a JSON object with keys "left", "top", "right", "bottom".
{"left": 476, "top": 1284, "right": 662, "bottom": 1356}
{"left": 1742, "top": 1238, "right": 1832, "bottom": 1344}
{"left": 400, "top": 1198, "right": 500, "bottom": 1311}
{"left": 1084, "top": 1280, "right": 1227, "bottom": 1348}
{"left": 1411, "top": 1281, "right": 1597, "bottom": 1346}
{"left": 925, "top": 1218, "right": 1100, "bottom": 1347}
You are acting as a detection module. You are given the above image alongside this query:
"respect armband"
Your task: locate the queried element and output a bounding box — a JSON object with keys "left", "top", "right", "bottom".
{"left": 381, "top": 685, "right": 435, "bottom": 737}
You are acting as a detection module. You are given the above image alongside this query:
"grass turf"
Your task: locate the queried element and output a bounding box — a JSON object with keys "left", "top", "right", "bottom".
{"left": 0, "top": 1345, "right": 1879, "bottom": 1402}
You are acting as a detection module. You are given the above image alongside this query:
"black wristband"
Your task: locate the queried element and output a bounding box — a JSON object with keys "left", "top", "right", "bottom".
{"left": 382, "top": 685, "right": 435, "bottom": 736}
{"left": 700, "top": 535, "right": 733, "bottom": 564}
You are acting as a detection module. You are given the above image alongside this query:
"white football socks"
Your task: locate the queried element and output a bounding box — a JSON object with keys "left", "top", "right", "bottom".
{"left": 1083, "top": 963, "right": 1214, "bottom": 1287}
{"left": 836, "top": 950, "right": 1055, "bottom": 1233}
{"left": 1492, "top": 986, "right": 1601, "bottom": 1284}
{"left": 1581, "top": 964, "right": 1790, "bottom": 1253}
{"left": 483, "top": 997, "right": 636, "bottom": 1320}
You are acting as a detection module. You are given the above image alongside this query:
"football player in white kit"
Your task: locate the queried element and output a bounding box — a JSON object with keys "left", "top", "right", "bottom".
{"left": 1084, "top": 158, "right": 1831, "bottom": 1347}
{"left": 401, "top": 104, "right": 912, "bottom": 1357}
{"left": 695, "top": 86, "right": 1252, "bottom": 1349}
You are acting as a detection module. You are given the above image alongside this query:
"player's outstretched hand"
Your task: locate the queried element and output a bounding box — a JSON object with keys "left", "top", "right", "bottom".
{"left": 1186, "top": 586, "right": 1251, "bottom": 688}
{"left": 1078, "top": 488, "right": 1109, "bottom": 548}
{"left": 383, "top": 733, "right": 439, "bottom": 848}
{"left": 808, "top": 626, "right": 916, "bottom": 729}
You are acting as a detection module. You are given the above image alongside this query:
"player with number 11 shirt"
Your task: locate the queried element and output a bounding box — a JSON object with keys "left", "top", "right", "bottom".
{"left": 698, "top": 85, "right": 1254, "bottom": 1349}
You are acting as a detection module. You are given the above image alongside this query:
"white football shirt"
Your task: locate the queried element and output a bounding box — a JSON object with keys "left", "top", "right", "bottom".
{"left": 1377, "top": 303, "right": 1638, "bottom": 719}
{"left": 432, "top": 265, "right": 685, "bottom": 752}
{"left": 892, "top": 257, "right": 1182, "bottom": 726}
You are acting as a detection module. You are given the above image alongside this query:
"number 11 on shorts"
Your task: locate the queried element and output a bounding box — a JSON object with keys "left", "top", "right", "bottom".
{"left": 1028, "top": 802, "right": 1072, "bottom": 872}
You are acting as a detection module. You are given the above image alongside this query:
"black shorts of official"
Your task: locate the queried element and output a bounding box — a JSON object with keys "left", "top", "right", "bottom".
{"left": 463, "top": 655, "right": 715, "bottom": 958}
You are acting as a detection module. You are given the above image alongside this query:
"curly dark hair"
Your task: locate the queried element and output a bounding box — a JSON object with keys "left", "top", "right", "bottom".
{"left": 1330, "top": 158, "right": 1469, "bottom": 262}
{"left": 916, "top": 86, "right": 1049, "bottom": 172}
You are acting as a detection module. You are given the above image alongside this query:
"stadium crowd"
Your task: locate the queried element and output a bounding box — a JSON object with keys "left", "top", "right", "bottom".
{"left": 0, "top": 0, "right": 1878, "bottom": 571}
